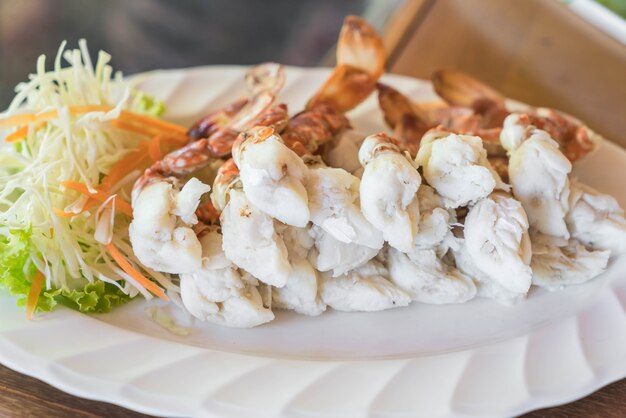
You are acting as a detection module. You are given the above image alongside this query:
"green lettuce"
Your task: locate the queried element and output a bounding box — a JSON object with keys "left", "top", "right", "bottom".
{"left": 132, "top": 91, "right": 166, "bottom": 117}
{"left": 0, "top": 229, "right": 132, "bottom": 314}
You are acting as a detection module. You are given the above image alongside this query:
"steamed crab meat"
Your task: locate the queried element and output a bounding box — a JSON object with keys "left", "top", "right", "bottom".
{"left": 308, "top": 224, "right": 380, "bottom": 277}
{"left": 270, "top": 223, "right": 326, "bottom": 316}
{"left": 359, "top": 133, "right": 421, "bottom": 253}
{"left": 415, "top": 131, "right": 508, "bottom": 209}
{"left": 305, "top": 163, "right": 384, "bottom": 250}
{"left": 221, "top": 188, "right": 291, "bottom": 287}
{"left": 180, "top": 228, "right": 274, "bottom": 328}
{"left": 530, "top": 232, "right": 610, "bottom": 289}
{"left": 386, "top": 247, "right": 476, "bottom": 304}
{"left": 412, "top": 185, "right": 457, "bottom": 250}
{"left": 566, "top": 179, "right": 626, "bottom": 254}
{"left": 502, "top": 114, "right": 572, "bottom": 240}
{"left": 453, "top": 192, "right": 533, "bottom": 303}
{"left": 233, "top": 127, "right": 310, "bottom": 227}
{"left": 319, "top": 259, "right": 410, "bottom": 312}
{"left": 129, "top": 177, "right": 210, "bottom": 274}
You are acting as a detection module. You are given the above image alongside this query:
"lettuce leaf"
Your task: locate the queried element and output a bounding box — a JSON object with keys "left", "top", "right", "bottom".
{"left": 132, "top": 91, "right": 166, "bottom": 117}
{"left": 0, "top": 229, "right": 131, "bottom": 314}
{"left": 0, "top": 229, "right": 37, "bottom": 301}
{"left": 42, "top": 281, "right": 131, "bottom": 314}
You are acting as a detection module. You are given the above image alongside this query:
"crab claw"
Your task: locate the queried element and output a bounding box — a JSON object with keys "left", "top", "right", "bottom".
{"left": 306, "top": 15, "right": 386, "bottom": 112}
{"left": 431, "top": 69, "right": 504, "bottom": 109}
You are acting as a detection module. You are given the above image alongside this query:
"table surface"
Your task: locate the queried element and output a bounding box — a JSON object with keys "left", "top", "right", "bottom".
{"left": 2, "top": 0, "right": 625, "bottom": 417}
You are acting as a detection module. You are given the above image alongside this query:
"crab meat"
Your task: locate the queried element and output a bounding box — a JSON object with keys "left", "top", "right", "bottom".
{"left": 319, "top": 259, "right": 410, "bottom": 312}
{"left": 129, "top": 178, "right": 210, "bottom": 274}
{"left": 308, "top": 224, "right": 379, "bottom": 277}
{"left": 413, "top": 185, "right": 456, "bottom": 250}
{"left": 453, "top": 192, "right": 533, "bottom": 303}
{"left": 530, "top": 232, "right": 610, "bottom": 289}
{"left": 271, "top": 224, "right": 326, "bottom": 316}
{"left": 502, "top": 114, "right": 572, "bottom": 240}
{"left": 234, "top": 129, "right": 310, "bottom": 227}
{"left": 359, "top": 134, "right": 421, "bottom": 253}
{"left": 221, "top": 189, "right": 291, "bottom": 287}
{"left": 415, "top": 131, "right": 508, "bottom": 208}
{"left": 566, "top": 179, "right": 626, "bottom": 254}
{"left": 305, "top": 165, "right": 384, "bottom": 249}
{"left": 386, "top": 247, "right": 476, "bottom": 304}
{"left": 180, "top": 229, "right": 274, "bottom": 328}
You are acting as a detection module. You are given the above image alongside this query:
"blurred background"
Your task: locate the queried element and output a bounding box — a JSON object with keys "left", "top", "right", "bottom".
{"left": 0, "top": 0, "right": 624, "bottom": 142}
{"left": 0, "top": 0, "right": 401, "bottom": 107}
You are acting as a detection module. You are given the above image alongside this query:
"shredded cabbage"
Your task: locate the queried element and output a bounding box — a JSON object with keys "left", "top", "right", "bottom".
{"left": 0, "top": 41, "right": 174, "bottom": 314}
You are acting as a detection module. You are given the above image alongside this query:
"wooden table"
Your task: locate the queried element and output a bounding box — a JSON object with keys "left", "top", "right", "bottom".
{"left": 2, "top": 0, "right": 625, "bottom": 417}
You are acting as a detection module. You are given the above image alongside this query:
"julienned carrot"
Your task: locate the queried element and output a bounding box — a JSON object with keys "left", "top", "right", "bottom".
{"left": 0, "top": 105, "right": 188, "bottom": 140}
{"left": 61, "top": 181, "right": 133, "bottom": 216}
{"left": 100, "top": 148, "right": 151, "bottom": 190}
{"left": 26, "top": 270, "right": 45, "bottom": 320}
{"left": 105, "top": 243, "right": 168, "bottom": 301}
{"left": 111, "top": 119, "right": 187, "bottom": 143}
{"left": 119, "top": 110, "right": 187, "bottom": 134}
{"left": 4, "top": 126, "right": 28, "bottom": 143}
{"left": 148, "top": 135, "right": 163, "bottom": 162}
{"left": 55, "top": 143, "right": 151, "bottom": 217}
{"left": 4, "top": 122, "right": 48, "bottom": 143}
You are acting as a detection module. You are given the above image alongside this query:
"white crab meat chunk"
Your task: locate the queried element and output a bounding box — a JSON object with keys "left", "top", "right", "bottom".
{"left": 453, "top": 243, "right": 526, "bottom": 304}
{"left": 503, "top": 116, "right": 572, "bottom": 240}
{"left": 386, "top": 247, "right": 476, "bottom": 304}
{"left": 566, "top": 179, "right": 626, "bottom": 254}
{"left": 271, "top": 258, "right": 326, "bottom": 316}
{"left": 271, "top": 224, "right": 326, "bottom": 316}
{"left": 320, "top": 259, "right": 411, "bottom": 312}
{"left": 306, "top": 166, "right": 384, "bottom": 249}
{"left": 415, "top": 132, "right": 508, "bottom": 209}
{"left": 323, "top": 130, "right": 363, "bottom": 174}
{"left": 359, "top": 134, "right": 421, "bottom": 253}
{"left": 455, "top": 192, "right": 533, "bottom": 302}
{"left": 221, "top": 189, "right": 291, "bottom": 287}
{"left": 180, "top": 229, "right": 274, "bottom": 328}
{"left": 413, "top": 185, "right": 456, "bottom": 250}
{"left": 530, "top": 232, "right": 610, "bottom": 289}
{"left": 235, "top": 132, "right": 310, "bottom": 227}
{"left": 129, "top": 178, "right": 210, "bottom": 274}
{"left": 308, "top": 224, "right": 379, "bottom": 277}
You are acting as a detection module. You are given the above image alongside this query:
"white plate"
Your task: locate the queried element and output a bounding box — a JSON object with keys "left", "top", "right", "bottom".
{"left": 1, "top": 66, "right": 625, "bottom": 418}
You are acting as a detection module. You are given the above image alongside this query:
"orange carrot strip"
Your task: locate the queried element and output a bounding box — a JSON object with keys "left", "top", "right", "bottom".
{"left": 106, "top": 243, "right": 168, "bottom": 301}
{"left": 61, "top": 181, "right": 133, "bottom": 216}
{"left": 101, "top": 150, "right": 150, "bottom": 191}
{"left": 120, "top": 110, "right": 187, "bottom": 134}
{"left": 26, "top": 271, "right": 45, "bottom": 320}
{"left": 112, "top": 119, "right": 187, "bottom": 143}
{"left": 4, "top": 126, "right": 28, "bottom": 143}
{"left": 5, "top": 122, "right": 48, "bottom": 143}
{"left": 110, "top": 119, "right": 157, "bottom": 137}
{"left": 148, "top": 135, "right": 163, "bottom": 162}
{"left": 1, "top": 105, "right": 186, "bottom": 136}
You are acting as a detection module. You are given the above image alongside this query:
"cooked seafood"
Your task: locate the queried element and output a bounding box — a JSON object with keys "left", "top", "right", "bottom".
{"left": 455, "top": 192, "right": 533, "bottom": 299}
{"left": 431, "top": 69, "right": 602, "bottom": 162}
{"left": 566, "top": 179, "right": 626, "bottom": 254}
{"left": 359, "top": 133, "right": 421, "bottom": 253}
{"left": 125, "top": 15, "right": 624, "bottom": 328}
{"left": 415, "top": 130, "right": 508, "bottom": 208}
{"left": 502, "top": 114, "right": 572, "bottom": 240}
{"left": 180, "top": 227, "right": 274, "bottom": 328}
